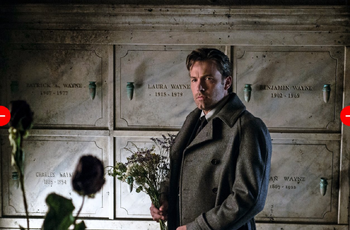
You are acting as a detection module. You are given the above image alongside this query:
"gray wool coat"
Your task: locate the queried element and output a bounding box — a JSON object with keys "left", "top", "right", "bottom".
{"left": 167, "top": 93, "right": 272, "bottom": 230}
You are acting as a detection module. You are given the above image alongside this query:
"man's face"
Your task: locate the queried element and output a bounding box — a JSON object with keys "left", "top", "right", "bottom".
{"left": 190, "top": 60, "right": 232, "bottom": 115}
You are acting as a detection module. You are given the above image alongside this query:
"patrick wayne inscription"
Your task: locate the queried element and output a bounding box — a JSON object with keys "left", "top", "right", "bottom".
{"left": 27, "top": 82, "right": 84, "bottom": 97}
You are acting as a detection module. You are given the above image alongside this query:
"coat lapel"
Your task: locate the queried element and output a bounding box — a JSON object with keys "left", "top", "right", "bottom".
{"left": 186, "top": 119, "right": 214, "bottom": 149}
{"left": 171, "top": 93, "right": 247, "bottom": 158}
{"left": 170, "top": 109, "right": 201, "bottom": 161}
{"left": 186, "top": 93, "right": 246, "bottom": 150}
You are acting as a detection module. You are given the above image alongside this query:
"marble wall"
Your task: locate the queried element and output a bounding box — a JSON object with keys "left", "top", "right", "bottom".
{"left": 0, "top": 4, "right": 350, "bottom": 230}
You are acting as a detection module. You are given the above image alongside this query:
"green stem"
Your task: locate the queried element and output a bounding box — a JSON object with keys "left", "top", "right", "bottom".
{"left": 144, "top": 177, "right": 159, "bottom": 197}
{"left": 159, "top": 219, "right": 167, "bottom": 230}
{"left": 18, "top": 170, "right": 29, "bottom": 230}
{"left": 16, "top": 143, "right": 29, "bottom": 230}
{"left": 74, "top": 195, "right": 85, "bottom": 226}
{"left": 15, "top": 133, "right": 29, "bottom": 230}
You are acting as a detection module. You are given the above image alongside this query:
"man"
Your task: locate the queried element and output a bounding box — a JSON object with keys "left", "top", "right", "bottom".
{"left": 150, "top": 48, "right": 272, "bottom": 230}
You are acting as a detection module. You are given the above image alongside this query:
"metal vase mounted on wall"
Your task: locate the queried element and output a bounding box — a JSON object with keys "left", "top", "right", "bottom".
{"left": 89, "top": 81, "right": 96, "bottom": 100}
{"left": 12, "top": 172, "right": 19, "bottom": 188}
{"left": 244, "top": 84, "right": 252, "bottom": 102}
{"left": 126, "top": 176, "right": 133, "bottom": 192}
{"left": 126, "top": 82, "right": 135, "bottom": 100}
{"left": 322, "top": 84, "right": 331, "bottom": 103}
{"left": 320, "top": 178, "right": 328, "bottom": 196}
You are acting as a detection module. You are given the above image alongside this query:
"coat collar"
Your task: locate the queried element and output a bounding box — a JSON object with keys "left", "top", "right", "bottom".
{"left": 214, "top": 93, "right": 246, "bottom": 128}
{"left": 171, "top": 93, "right": 246, "bottom": 159}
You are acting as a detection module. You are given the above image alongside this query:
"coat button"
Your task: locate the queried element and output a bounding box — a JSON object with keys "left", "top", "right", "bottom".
{"left": 211, "top": 159, "right": 220, "bottom": 165}
{"left": 212, "top": 188, "right": 218, "bottom": 194}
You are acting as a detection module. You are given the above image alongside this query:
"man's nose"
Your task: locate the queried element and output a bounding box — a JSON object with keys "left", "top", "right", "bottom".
{"left": 198, "top": 81, "right": 205, "bottom": 92}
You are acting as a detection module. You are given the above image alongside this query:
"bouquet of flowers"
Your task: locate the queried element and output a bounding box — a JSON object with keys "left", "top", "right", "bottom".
{"left": 107, "top": 134, "right": 176, "bottom": 230}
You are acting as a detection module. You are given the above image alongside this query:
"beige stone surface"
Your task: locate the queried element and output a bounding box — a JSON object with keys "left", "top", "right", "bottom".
{"left": 0, "top": 44, "right": 111, "bottom": 128}
{"left": 115, "top": 45, "right": 225, "bottom": 129}
{"left": 235, "top": 46, "right": 343, "bottom": 131}
{"left": 257, "top": 138, "right": 339, "bottom": 222}
{"left": 1, "top": 131, "right": 112, "bottom": 218}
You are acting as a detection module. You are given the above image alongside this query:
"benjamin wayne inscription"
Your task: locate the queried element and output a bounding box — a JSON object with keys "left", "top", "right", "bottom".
{"left": 260, "top": 85, "right": 313, "bottom": 91}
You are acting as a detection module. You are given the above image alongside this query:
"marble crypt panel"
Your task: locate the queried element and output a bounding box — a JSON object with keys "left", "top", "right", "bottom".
{"left": 235, "top": 46, "right": 343, "bottom": 132}
{"left": 114, "top": 45, "right": 226, "bottom": 129}
{"left": 256, "top": 137, "right": 340, "bottom": 223}
{"left": 1, "top": 133, "right": 111, "bottom": 218}
{"left": 0, "top": 44, "right": 111, "bottom": 129}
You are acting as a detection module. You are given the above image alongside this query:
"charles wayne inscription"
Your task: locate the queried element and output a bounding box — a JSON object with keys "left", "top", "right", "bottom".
{"left": 36, "top": 171, "right": 73, "bottom": 187}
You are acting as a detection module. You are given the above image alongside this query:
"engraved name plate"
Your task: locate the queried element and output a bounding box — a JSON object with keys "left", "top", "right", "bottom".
{"left": 115, "top": 45, "right": 225, "bottom": 129}
{"left": 256, "top": 137, "right": 340, "bottom": 223}
{"left": 235, "top": 46, "right": 343, "bottom": 131}
{"left": 0, "top": 45, "right": 110, "bottom": 128}
{"left": 1, "top": 134, "right": 111, "bottom": 218}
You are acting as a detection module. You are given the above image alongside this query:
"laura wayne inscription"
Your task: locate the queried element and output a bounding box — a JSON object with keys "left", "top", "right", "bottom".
{"left": 147, "top": 83, "right": 190, "bottom": 98}
{"left": 260, "top": 85, "right": 313, "bottom": 99}
{"left": 35, "top": 171, "right": 73, "bottom": 187}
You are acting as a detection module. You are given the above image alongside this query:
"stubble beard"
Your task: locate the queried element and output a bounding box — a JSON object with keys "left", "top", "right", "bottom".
{"left": 194, "top": 95, "right": 213, "bottom": 112}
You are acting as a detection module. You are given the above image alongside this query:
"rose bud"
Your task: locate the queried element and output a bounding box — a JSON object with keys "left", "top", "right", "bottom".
{"left": 72, "top": 155, "right": 105, "bottom": 197}
{"left": 9, "top": 100, "right": 34, "bottom": 132}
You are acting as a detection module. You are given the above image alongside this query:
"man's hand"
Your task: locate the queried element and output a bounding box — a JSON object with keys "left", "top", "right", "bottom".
{"left": 150, "top": 201, "right": 168, "bottom": 222}
{"left": 176, "top": 226, "right": 187, "bottom": 230}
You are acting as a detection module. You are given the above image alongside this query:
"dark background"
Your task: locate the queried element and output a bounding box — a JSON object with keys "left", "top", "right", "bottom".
{"left": 0, "top": 0, "right": 349, "bottom": 5}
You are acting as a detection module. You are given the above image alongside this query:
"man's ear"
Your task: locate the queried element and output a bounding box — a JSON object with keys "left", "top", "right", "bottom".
{"left": 224, "top": 76, "right": 232, "bottom": 91}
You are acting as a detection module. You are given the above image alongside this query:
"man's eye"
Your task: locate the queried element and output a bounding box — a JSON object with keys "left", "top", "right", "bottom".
{"left": 205, "top": 77, "right": 213, "bottom": 81}
{"left": 191, "top": 79, "right": 197, "bottom": 82}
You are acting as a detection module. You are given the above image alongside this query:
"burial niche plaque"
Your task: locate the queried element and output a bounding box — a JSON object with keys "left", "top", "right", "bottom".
{"left": 2, "top": 135, "right": 110, "bottom": 218}
{"left": 1, "top": 45, "right": 109, "bottom": 128}
{"left": 235, "top": 46, "right": 343, "bottom": 131}
{"left": 256, "top": 139, "right": 340, "bottom": 223}
{"left": 115, "top": 45, "right": 225, "bottom": 129}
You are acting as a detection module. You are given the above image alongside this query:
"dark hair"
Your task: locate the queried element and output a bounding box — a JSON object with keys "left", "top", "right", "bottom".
{"left": 186, "top": 48, "right": 232, "bottom": 80}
